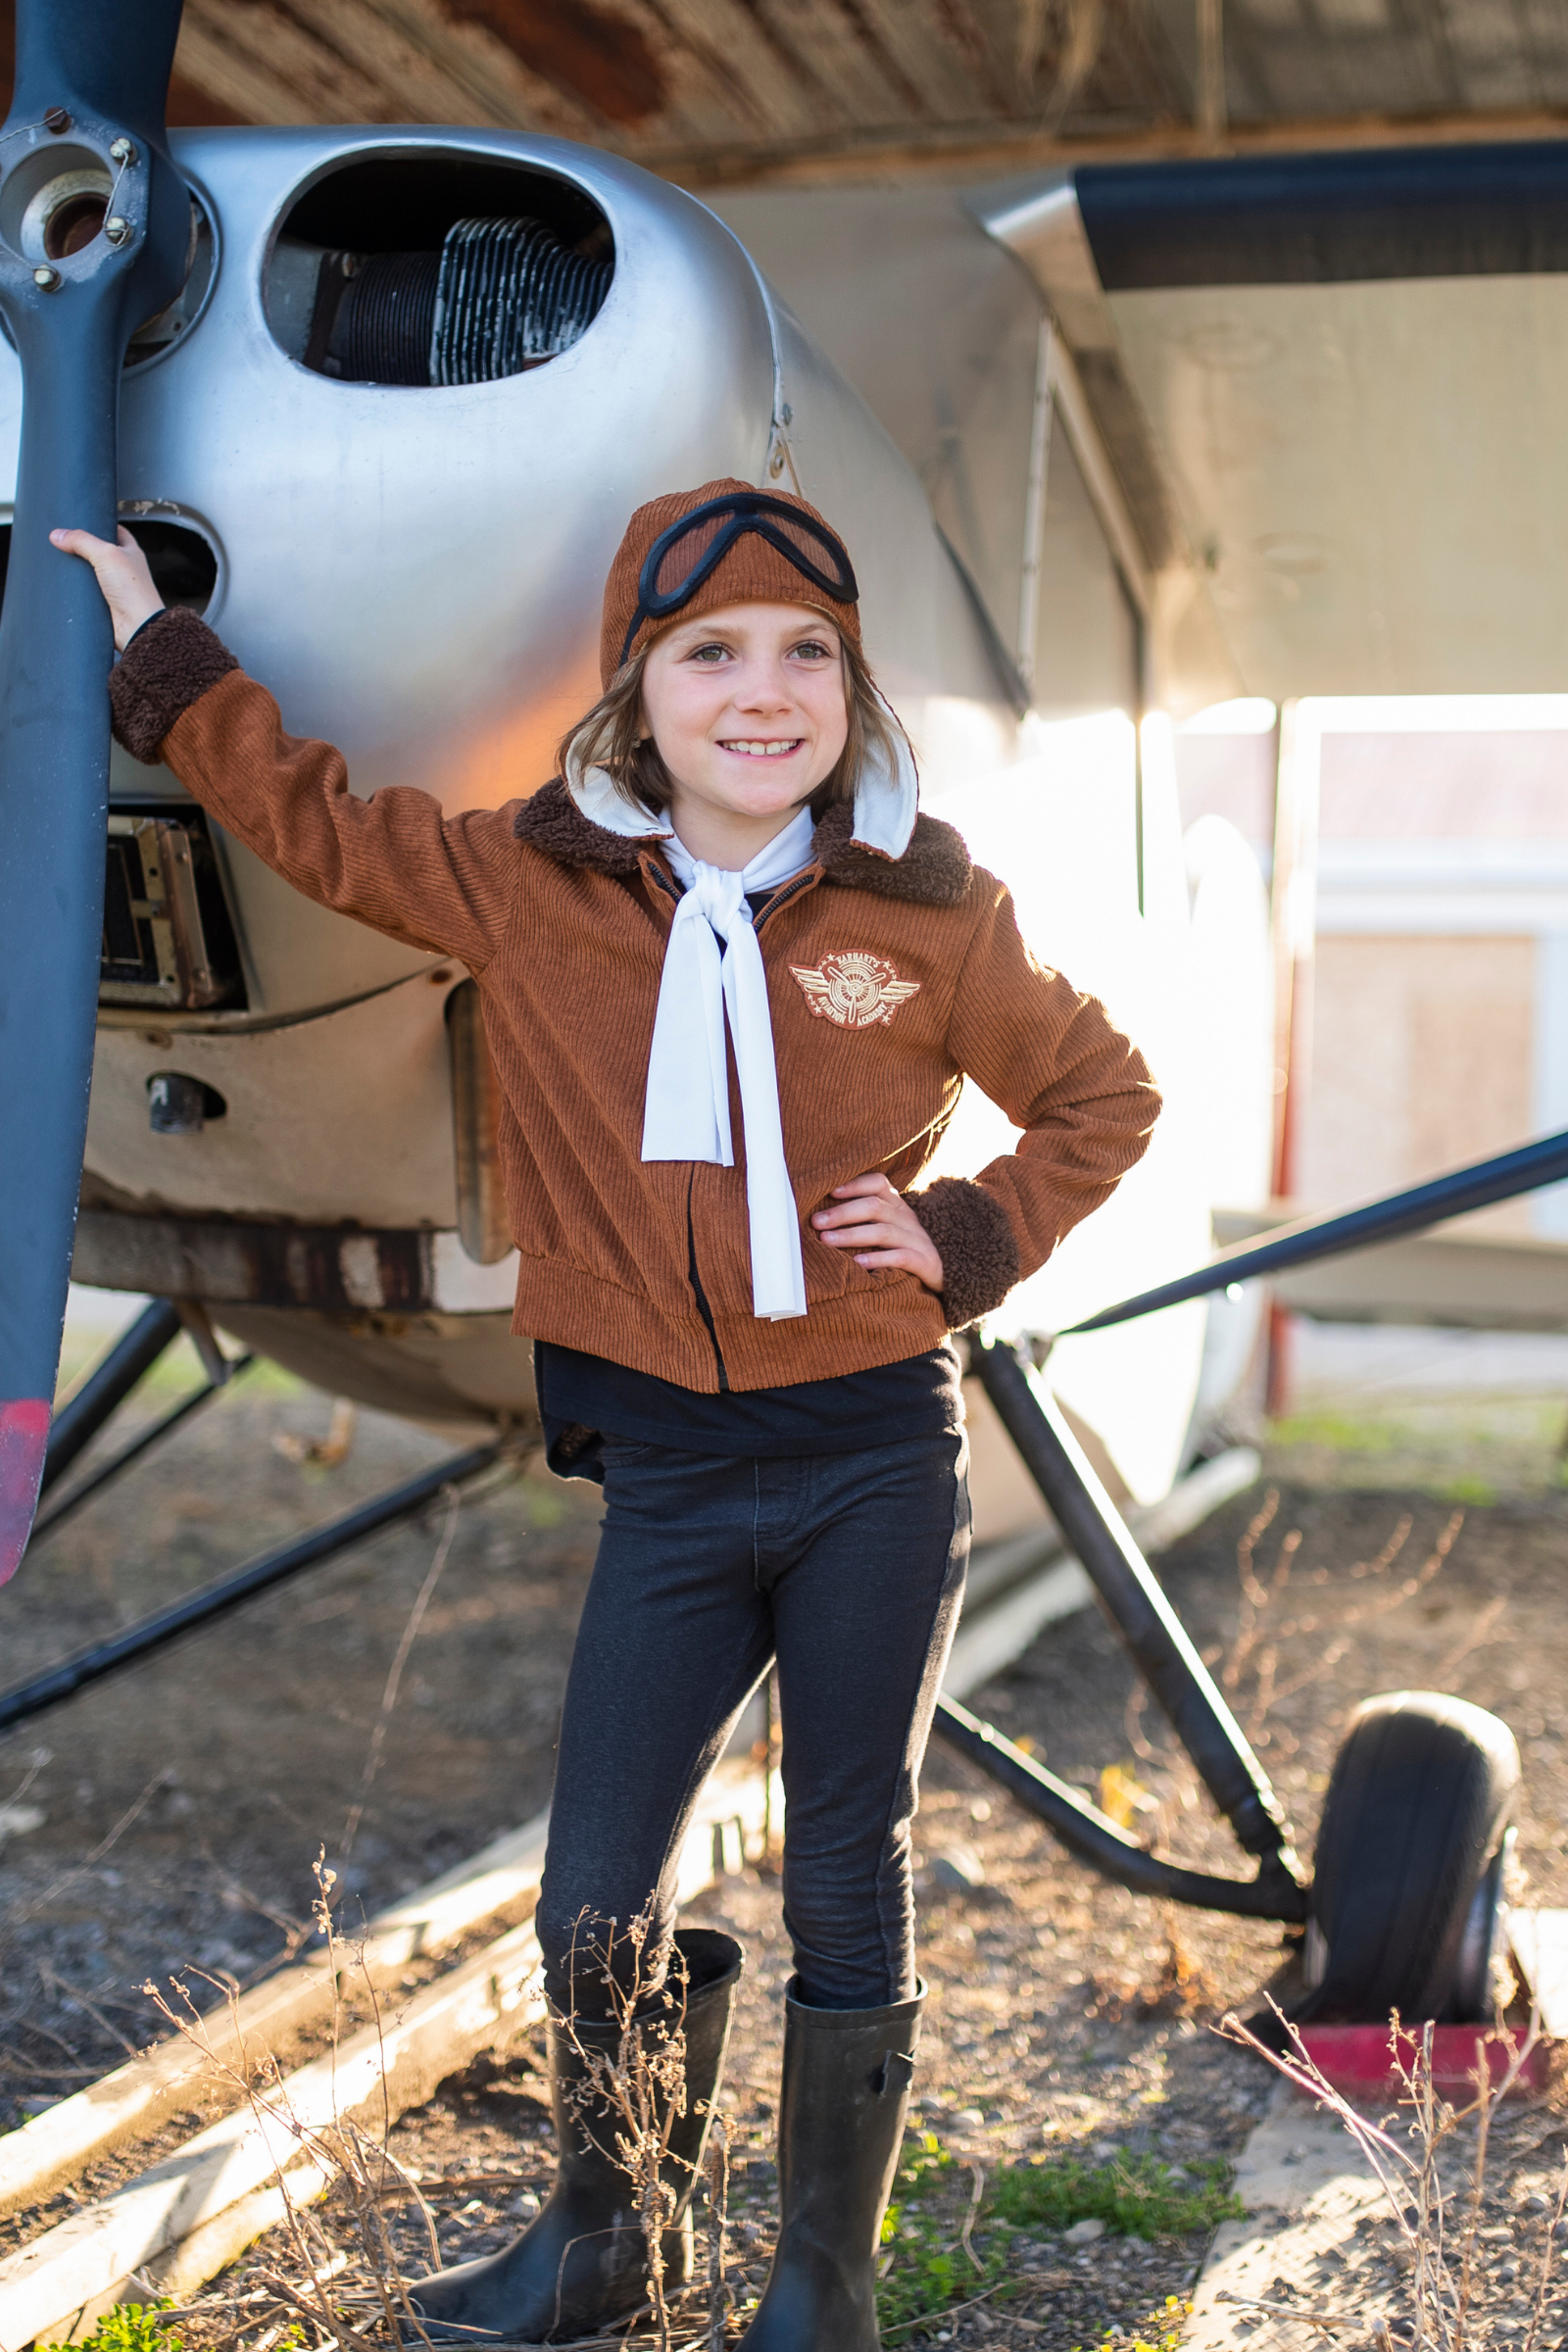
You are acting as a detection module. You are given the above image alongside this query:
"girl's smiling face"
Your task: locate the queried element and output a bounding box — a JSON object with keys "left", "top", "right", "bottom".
{"left": 639, "top": 601, "right": 850, "bottom": 864}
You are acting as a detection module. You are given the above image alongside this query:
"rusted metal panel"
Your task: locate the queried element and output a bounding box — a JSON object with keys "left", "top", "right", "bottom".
{"left": 72, "top": 1206, "right": 437, "bottom": 1310}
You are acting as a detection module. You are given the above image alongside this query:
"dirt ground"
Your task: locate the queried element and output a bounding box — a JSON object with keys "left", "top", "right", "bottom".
{"left": 4, "top": 1312, "right": 1568, "bottom": 2345}
{"left": 0, "top": 1340, "right": 599, "bottom": 2122}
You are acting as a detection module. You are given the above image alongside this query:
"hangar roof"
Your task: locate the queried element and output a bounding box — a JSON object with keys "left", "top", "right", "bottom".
{"left": 3, "top": 0, "right": 1565, "bottom": 186}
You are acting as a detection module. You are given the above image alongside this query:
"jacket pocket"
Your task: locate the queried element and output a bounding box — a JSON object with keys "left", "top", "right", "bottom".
{"left": 801, "top": 1219, "right": 909, "bottom": 1306}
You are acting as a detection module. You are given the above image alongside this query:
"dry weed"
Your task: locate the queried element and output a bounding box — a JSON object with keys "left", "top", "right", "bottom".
{"left": 1121, "top": 1491, "right": 1466, "bottom": 1883}
{"left": 702, "top": 2113, "right": 733, "bottom": 2351}
{"left": 125, "top": 1873, "right": 737, "bottom": 2352}
{"left": 1216, "top": 2000, "right": 1564, "bottom": 2347}
{"left": 557, "top": 1907, "right": 726, "bottom": 2351}
{"left": 274, "top": 1399, "right": 359, "bottom": 1469}
{"left": 142, "top": 1855, "right": 445, "bottom": 2352}
{"left": 339, "top": 1487, "right": 464, "bottom": 1867}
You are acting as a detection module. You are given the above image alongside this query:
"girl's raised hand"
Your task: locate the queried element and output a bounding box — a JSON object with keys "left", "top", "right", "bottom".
{"left": 49, "top": 525, "right": 164, "bottom": 651}
{"left": 811, "top": 1172, "right": 945, "bottom": 1293}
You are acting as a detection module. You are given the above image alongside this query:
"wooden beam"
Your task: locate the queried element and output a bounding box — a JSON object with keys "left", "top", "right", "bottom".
{"left": 641, "top": 99, "right": 1568, "bottom": 189}
{"left": 0, "top": 1811, "right": 552, "bottom": 2223}
{"left": 0, "top": 1922, "right": 547, "bottom": 2349}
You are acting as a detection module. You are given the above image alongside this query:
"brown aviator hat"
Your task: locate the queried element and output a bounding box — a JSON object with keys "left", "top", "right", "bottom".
{"left": 600, "top": 477, "right": 862, "bottom": 688}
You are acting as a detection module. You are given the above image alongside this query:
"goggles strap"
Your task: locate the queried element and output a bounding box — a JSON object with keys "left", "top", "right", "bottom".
{"left": 619, "top": 497, "right": 858, "bottom": 668}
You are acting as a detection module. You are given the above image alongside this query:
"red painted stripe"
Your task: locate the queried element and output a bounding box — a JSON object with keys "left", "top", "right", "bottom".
{"left": 0, "top": 1399, "right": 51, "bottom": 1587}
{"left": 1298, "top": 2023, "right": 1550, "bottom": 2099}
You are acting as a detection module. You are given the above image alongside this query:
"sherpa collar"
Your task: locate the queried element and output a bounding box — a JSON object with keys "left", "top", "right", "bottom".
{"left": 512, "top": 781, "right": 972, "bottom": 908}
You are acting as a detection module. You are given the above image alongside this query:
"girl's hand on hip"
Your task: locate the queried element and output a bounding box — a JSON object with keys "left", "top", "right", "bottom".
{"left": 811, "top": 1173, "right": 945, "bottom": 1293}
{"left": 49, "top": 526, "right": 165, "bottom": 650}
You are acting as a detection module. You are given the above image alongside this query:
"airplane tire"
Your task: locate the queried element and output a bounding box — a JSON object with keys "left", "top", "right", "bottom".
{"left": 1302, "top": 1691, "right": 1518, "bottom": 2026}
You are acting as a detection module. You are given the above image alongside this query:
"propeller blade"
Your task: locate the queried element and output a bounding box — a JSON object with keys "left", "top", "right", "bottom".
{"left": 0, "top": 0, "right": 190, "bottom": 1583}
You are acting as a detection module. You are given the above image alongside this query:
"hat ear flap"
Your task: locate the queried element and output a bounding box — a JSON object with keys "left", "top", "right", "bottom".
{"left": 850, "top": 710, "right": 918, "bottom": 859}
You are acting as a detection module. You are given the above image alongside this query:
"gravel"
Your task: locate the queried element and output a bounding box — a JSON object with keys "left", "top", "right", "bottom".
{"left": 4, "top": 1351, "right": 1568, "bottom": 2343}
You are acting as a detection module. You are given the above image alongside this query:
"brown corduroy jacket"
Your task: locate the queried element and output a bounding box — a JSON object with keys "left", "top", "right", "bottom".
{"left": 110, "top": 609, "right": 1161, "bottom": 1393}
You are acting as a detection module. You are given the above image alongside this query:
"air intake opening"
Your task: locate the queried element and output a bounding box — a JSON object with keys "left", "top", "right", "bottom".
{"left": 0, "top": 514, "right": 218, "bottom": 621}
{"left": 268, "top": 155, "right": 613, "bottom": 388}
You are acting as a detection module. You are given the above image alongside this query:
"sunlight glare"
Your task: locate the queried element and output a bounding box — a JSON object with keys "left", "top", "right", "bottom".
{"left": 1178, "top": 697, "right": 1277, "bottom": 736}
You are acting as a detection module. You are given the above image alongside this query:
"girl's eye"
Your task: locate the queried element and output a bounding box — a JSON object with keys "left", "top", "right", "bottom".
{"left": 687, "top": 642, "right": 731, "bottom": 663}
{"left": 791, "top": 640, "right": 833, "bottom": 662}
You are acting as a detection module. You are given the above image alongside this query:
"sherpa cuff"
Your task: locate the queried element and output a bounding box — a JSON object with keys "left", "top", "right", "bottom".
{"left": 109, "top": 607, "right": 239, "bottom": 764}
{"left": 906, "top": 1176, "right": 1021, "bottom": 1330}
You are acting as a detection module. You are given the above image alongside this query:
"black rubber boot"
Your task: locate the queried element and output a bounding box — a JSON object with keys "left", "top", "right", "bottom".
{"left": 737, "top": 1980, "right": 925, "bottom": 2350}
{"left": 409, "top": 1928, "right": 743, "bottom": 2344}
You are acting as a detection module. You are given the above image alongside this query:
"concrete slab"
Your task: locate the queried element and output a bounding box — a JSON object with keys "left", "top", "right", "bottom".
{"left": 1507, "top": 1908, "right": 1568, "bottom": 2037}
{"left": 1187, "top": 1914, "right": 1568, "bottom": 2349}
{"left": 1184, "top": 2079, "right": 1385, "bottom": 2352}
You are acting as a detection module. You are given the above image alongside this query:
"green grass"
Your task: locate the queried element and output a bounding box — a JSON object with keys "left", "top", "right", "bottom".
{"left": 988, "top": 2148, "right": 1243, "bottom": 2236}
{"left": 54, "top": 1330, "right": 307, "bottom": 1409}
{"left": 40, "top": 2304, "right": 185, "bottom": 2352}
{"left": 1079, "top": 2300, "right": 1193, "bottom": 2352}
{"left": 875, "top": 2133, "right": 1239, "bottom": 2339}
{"left": 1438, "top": 1472, "right": 1498, "bottom": 1506}
{"left": 1271, "top": 1410, "right": 1395, "bottom": 1454}
{"left": 1265, "top": 1392, "right": 1568, "bottom": 1502}
{"left": 42, "top": 2305, "right": 305, "bottom": 2352}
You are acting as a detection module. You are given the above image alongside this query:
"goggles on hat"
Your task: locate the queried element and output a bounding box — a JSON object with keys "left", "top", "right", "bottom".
{"left": 620, "top": 490, "right": 859, "bottom": 667}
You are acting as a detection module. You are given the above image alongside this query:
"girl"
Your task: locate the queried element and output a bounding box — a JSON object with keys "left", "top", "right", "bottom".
{"left": 59, "top": 482, "right": 1159, "bottom": 2350}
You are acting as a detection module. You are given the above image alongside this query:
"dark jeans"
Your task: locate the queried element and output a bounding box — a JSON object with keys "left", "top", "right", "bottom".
{"left": 535, "top": 1432, "right": 969, "bottom": 2015}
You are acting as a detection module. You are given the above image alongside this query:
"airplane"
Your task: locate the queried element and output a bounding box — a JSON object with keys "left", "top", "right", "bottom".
{"left": 2, "top": 0, "right": 1565, "bottom": 2033}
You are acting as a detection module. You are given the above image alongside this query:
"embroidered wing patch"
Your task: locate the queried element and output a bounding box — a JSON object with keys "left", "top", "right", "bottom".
{"left": 789, "top": 951, "right": 921, "bottom": 1030}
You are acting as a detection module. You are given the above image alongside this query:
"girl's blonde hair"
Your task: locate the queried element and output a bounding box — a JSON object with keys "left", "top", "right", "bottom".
{"left": 557, "top": 625, "right": 913, "bottom": 821}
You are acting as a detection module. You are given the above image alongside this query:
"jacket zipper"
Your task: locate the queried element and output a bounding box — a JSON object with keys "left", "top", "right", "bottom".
{"left": 686, "top": 1172, "right": 729, "bottom": 1390}
{"left": 753, "top": 869, "right": 816, "bottom": 933}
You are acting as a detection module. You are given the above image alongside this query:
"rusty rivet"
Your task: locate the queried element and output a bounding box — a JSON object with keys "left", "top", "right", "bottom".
{"left": 43, "top": 107, "right": 71, "bottom": 134}
{"left": 32, "top": 265, "right": 60, "bottom": 290}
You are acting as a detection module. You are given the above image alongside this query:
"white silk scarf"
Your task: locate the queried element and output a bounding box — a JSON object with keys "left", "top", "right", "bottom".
{"left": 641, "top": 808, "right": 816, "bottom": 1322}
